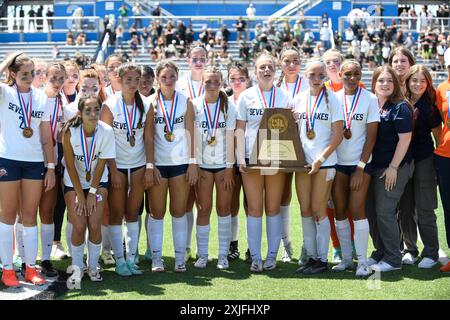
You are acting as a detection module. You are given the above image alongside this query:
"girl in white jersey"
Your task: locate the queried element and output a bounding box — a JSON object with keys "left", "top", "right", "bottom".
{"left": 275, "top": 47, "right": 309, "bottom": 263}
{"left": 227, "top": 62, "right": 251, "bottom": 261}
{"left": 331, "top": 60, "right": 380, "bottom": 276}
{"left": 61, "top": 60, "right": 79, "bottom": 106}
{"left": 148, "top": 60, "right": 198, "bottom": 273}
{"left": 31, "top": 58, "right": 47, "bottom": 90}
{"left": 192, "top": 66, "right": 236, "bottom": 270}
{"left": 104, "top": 54, "right": 123, "bottom": 98}
{"left": 63, "top": 95, "right": 115, "bottom": 282}
{"left": 236, "top": 53, "right": 291, "bottom": 272}
{"left": 100, "top": 63, "right": 154, "bottom": 276}
{"left": 0, "top": 52, "right": 56, "bottom": 287}
{"left": 292, "top": 59, "right": 344, "bottom": 275}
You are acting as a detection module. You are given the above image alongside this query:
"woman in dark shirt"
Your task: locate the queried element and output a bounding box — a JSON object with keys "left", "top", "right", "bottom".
{"left": 366, "top": 65, "right": 414, "bottom": 272}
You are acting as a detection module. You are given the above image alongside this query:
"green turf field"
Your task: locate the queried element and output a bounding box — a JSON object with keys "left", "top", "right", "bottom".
{"left": 53, "top": 190, "right": 450, "bottom": 300}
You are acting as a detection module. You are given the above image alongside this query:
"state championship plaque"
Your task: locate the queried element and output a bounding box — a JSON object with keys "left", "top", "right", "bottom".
{"left": 248, "top": 108, "right": 306, "bottom": 172}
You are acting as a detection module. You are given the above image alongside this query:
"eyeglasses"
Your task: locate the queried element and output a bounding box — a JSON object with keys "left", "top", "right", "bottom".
{"left": 191, "top": 58, "right": 206, "bottom": 64}
{"left": 282, "top": 60, "right": 301, "bottom": 66}
{"left": 229, "top": 77, "right": 247, "bottom": 83}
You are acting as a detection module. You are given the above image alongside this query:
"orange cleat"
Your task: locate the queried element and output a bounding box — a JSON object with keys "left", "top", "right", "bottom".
{"left": 1, "top": 269, "right": 20, "bottom": 287}
{"left": 25, "top": 266, "right": 46, "bottom": 285}
{"left": 439, "top": 261, "right": 450, "bottom": 273}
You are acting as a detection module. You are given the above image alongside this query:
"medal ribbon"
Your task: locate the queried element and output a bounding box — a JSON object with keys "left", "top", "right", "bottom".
{"left": 203, "top": 96, "right": 221, "bottom": 139}
{"left": 158, "top": 91, "right": 178, "bottom": 134}
{"left": 16, "top": 86, "right": 33, "bottom": 129}
{"left": 80, "top": 125, "right": 97, "bottom": 175}
{"left": 256, "top": 84, "right": 276, "bottom": 109}
{"left": 50, "top": 96, "right": 61, "bottom": 140}
{"left": 187, "top": 76, "right": 203, "bottom": 99}
{"left": 284, "top": 75, "right": 302, "bottom": 98}
{"left": 121, "top": 96, "right": 137, "bottom": 139}
{"left": 306, "top": 89, "right": 324, "bottom": 132}
{"left": 343, "top": 87, "right": 362, "bottom": 130}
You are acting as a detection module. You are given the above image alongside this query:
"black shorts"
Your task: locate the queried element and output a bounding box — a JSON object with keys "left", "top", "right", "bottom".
{"left": 336, "top": 163, "right": 373, "bottom": 176}
{"left": 200, "top": 167, "right": 226, "bottom": 174}
{"left": 0, "top": 157, "right": 45, "bottom": 181}
{"left": 64, "top": 182, "right": 109, "bottom": 194}
{"left": 117, "top": 165, "right": 146, "bottom": 176}
{"left": 157, "top": 164, "right": 188, "bottom": 179}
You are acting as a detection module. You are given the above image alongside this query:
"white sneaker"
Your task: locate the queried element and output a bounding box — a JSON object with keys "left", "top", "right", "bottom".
{"left": 174, "top": 262, "right": 186, "bottom": 273}
{"left": 402, "top": 253, "right": 418, "bottom": 265}
{"left": 151, "top": 257, "right": 165, "bottom": 272}
{"left": 101, "top": 251, "right": 115, "bottom": 265}
{"left": 371, "top": 261, "right": 401, "bottom": 272}
{"left": 217, "top": 255, "right": 229, "bottom": 270}
{"left": 418, "top": 257, "right": 438, "bottom": 269}
{"left": 356, "top": 263, "right": 372, "bottom": 276}
{"left": 51, "top": 243, "right": 68, "bottom": 260}
{"left": 250, "top": 259, "right": 263, "bottom": 273}
{"left": 281, "top": 242, "right": 293, "bottom": 263}
{"left": 87, "top": 268, "right": 103, "bottom": 282}
{"left": 194, "top": 256, "right": 208, "bottom": 269}
{"left": 263, "top": 258, "right": 277, "bottom": 271}
{"left": 298, "top": 246, "right": 308, "bottom": 266}
{"left": 367, "top": 257, "right": 378, "bottom": 266}
{"left": 332, "top": 260, "right": 354, "bottom": 272}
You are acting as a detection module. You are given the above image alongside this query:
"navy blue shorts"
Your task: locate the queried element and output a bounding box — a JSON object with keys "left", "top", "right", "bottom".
{"left": 117, "top": 165, "right": 146, "bottom": 176}
{"left": 157, "top": 164, "right": 188, "bottom": 179}
{"left": 336, "top": 164, "right": 373, "bottom": 176}
{"left": 0, "top": 157, "right": 45, "bottom": 181}
{"left": 64, "top": 182, "right": 109, "bottom": 195}
{"left": 200, "top": 167, "right": 226, "bottom": 174}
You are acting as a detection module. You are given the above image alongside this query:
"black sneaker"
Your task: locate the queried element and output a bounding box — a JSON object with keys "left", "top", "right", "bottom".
{"left": 244, "top": 248, "right": 252, "bottom": 264}
{"left": 227, "top": 241, "right": 240, "bottom": 261}
{"left": 303, "top": 260, "right": 328, "bottom": 275}
{"left": 41, "top": 260, "right": 58, "bottom": 277}
{"left": 295, "top": 258, "right": 317, "bottom": 274}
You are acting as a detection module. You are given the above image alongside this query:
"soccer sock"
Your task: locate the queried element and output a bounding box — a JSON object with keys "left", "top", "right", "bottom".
{"left": 335, "top": 219, "right": 352, "bottom": 263}
{"left": 136, "top": 215, "right": 142, "bottom": 256}
{"left": 231, "top": 216, "right": 239, "bottom": 242}
{"left": 302, "top": 216, "right": 317, "bottom": 259}
{"left": 266, "top": 214, "right": 282, "bottom": 260}
{"left": 186, "top": 210, "right": 194, "bottom": 250}
{"left": 66, "top": 221, "right": 73, "bottom": 256}
{"left": 71, "top": 242, "right": 85, "bottom": 271}
{"left": 87, "top": 240, "right": 101, "bottom": 271}
{"left": 14, "top": 222, "right": 25, "bottom": 259}
{"left": 40, "top": 223, "right": 54, "bottom": 261}
{"left": 218, "top": 215, "right": 231, "bottom": 257}
{"left": 246, "top": 216, "right": 262, "bottom": 261}
{"left": 172, "top": 215, "right": 187, "bottom": 264}
{"left": 316, "top": 217, "right": 331, "bottom": 263}
{"left": 145, "top": 214, "right": 152, "bottom": 252}
{"left": 109, "top": 225, "right": 124, "bottom": 263}
{"left": 101, "top": 225, "right": 112, "bottom": 253}
{"left": 23, "top": 226, "right": 38, "bottom": 268}
{"left": 150, "top": 216, "right": 164, "bottom": 259}
{"left": 196, "top": 224, "right": 210, "bottom": 258}
{"left": 125, "top": 221, "right": 139, "bottom": 263}
{"left": 353, "top": 219, "right": 370, "bottom": 264}
{"left": 280, "top": 206, "right": 291, "bottom": 247}
{"left": 0, "top": 222, "right": 14, "bottom": 270}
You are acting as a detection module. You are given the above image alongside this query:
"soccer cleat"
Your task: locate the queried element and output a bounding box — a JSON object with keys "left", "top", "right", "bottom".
{"left": 126, "top": 260, "right": 143, "bottom": 275}
{"left": 217, "top": 255, "right": 229, "bottom": 270}
{"left": 184, "top": 248, "right": 192, "bottom": 262}
{"left": 281, "top": 242, "right": 293, "bottom": 263}
{"left": 194, "top": 255, "right": 208, "bottom": 269}
{"left": 418, "top": 257, "right": 438, "bottom": 269}
{"left": 356, "top": 263, "right": 372, "bottom": 277}
{"left": 41, "top": 260, "right": 58, "bottom": 277}
{"left": 298, "top": 246, "right": 308, "bottom": 266}
{"left": 1, "top": 269, "right": 20, "bottom": 287}
{"left": 25, "top": 266, "right": 46, "bottom": 285}
{"left": 144, "top": 249, "right": 152, "bottom": 263}
{"left": 151, "top": 257, "right": 165, "bottom": 272}
{"left": 87, "top": 268, "right": 103, "bottom": 282}
{"left": 402, "top": 253, "right": 418, "bottom": 265}
{"left": 101, "top": 251, "right": 115, "bottom": 265}
{"left": 174, "top": 262, "right": 187, "bottom": 273}
{"left": 303, "top": 260, "right": 328, "bottom": 274}
{"left": 332, "top": 247, "right": 342, "bottom": 263}
{"left": 115, "top": 260, "right": 132, "bottom": 276}
{"left": 263, "top": 258, "right": 277, "bottom": 271}
{"left": 245, "top": 248, "right": 252, "bottom": 264}
{"left": 51, "top": 243, "right": 69, "bottom": 260}
{"left": 296, "top": 258, "right": 317, "bottom": 274}
{"left": 250, "top": 259, "right": 263, "bottom": 273}
{"left": 439, "top": 261, "right": 450, "bottom": 272}
{"left": 371, "top": 261, "right": 401, "bottom": 272}
{"left": 227, "top": 241, "right": 240, "bottom": 261}
{"left": 332, "top": 260, "right": 355, "bottom": 272}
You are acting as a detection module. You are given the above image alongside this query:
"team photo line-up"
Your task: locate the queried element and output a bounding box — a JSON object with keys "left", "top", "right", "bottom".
{"left": 0, "top": 43, "right": 450, "bottom": 289}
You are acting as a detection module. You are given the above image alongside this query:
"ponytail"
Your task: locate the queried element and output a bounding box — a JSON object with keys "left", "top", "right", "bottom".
{"left": 276, "top": 71, "right": 284, "bottom": 87}
{"left": 322, "top": 84, "right": 330, "bottom": 111}
{"left": 218, "top": 90, "right": 229, "bottom": 117}
{"left": 134, "top": 91, "right": 145, "bottom": 127}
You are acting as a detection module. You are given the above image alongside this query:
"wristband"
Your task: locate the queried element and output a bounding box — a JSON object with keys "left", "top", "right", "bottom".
{"left": 146, "top": 163, "right": 154, "bottom": 169}
{"left": 226, "top": 162, "right": 235, "bottom": 169}
{"left": 317, "top": 155, "right": 326, "bottom": 163}
{"left": 89, "top": 187, "right": 97, "bottom": 195}
{"left": 47, "top": 163, "right": 56, "bottom": 169}
{"left": 389, "top": 164, "right": 398, "bottom": 171}
{"left": 188, "top": 158, "right": 197, "bottom": 164}
{"left": 357, "top": 161, "right": 366, "bottom": 169}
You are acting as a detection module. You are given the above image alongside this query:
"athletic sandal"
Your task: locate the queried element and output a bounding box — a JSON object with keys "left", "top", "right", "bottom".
{"left": 25, "top": 266, "right": 46, "bottom": 285}
{"left": 1, "top": 269, "right": 20, "bottom": 287}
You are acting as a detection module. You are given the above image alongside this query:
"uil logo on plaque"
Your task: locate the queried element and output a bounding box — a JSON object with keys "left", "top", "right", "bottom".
{"left": 248, "top": 108, "right": 306, "bottom": 173}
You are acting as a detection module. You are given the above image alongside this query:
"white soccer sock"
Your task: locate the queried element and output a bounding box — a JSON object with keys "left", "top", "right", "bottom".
{"left": 101, "top": 225, "right": 112, "bottom": 253}
{"left": 266, "top": 214, "right": 282, "bottom": 260}
{"left": 0, "top": 222, "right": 14, "bottom": 270}
{"left": 353, "top": 219, "right": 370, "bottom": 264}
{"left": 172, "top": 216, "right": 187, "bottom": 264}
{"left": 149, "top": 216, "right": 164, "bottom": 258}
{"left": 23, "top": 226, "right": 38, "bottom": 268}
{"left": 246, "top": 216, "right": 262, "bottom": 261}
{"left": 14, "top": 222, "right": 25, "bottom": 259}
{"left": 186, "top": 210, "right": 194, "bottom": 249}
{"left": 218, "top": 215, "right": 231, "bottom": 257}
{"left": 125, "top": 221, "right": 139, "bottom": 262}
{"left": 145, "top": 214, "right": 152, "bottom": 251}
{"left": 66, "top": 221, "right": 73, "bottom": 256}
{"left": 71, "top": 242, "right": 85, "bottom": 271}
{"left": 335, "top": 219, "right": 353, "bottom": 263}
{"left": 301, "top": 216, "right": 317, "bottom": 259}
{"left": 40, "top": 223, "right": 54, "bottom": 261}
{"left": 231, "top": 215, "right": 239, "bottom": 242}
{"left": 280, "top": 206, "right": 291, "bottom": 247}
{"left": 87, "top": 240, "right": 101, "bottom": 270}
{"left": 196, "top": 224, "right": 210, "bottom": 257}
{"left": 109, "top": 225, "right": 124, "bottom": 263}
{"left": 316, "top": 217, "right": 331, "bottom": 263}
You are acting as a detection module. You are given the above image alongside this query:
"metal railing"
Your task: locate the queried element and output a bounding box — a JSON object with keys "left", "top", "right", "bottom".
{"left": 0, "top": 16, "right": 101, "bottom": 34}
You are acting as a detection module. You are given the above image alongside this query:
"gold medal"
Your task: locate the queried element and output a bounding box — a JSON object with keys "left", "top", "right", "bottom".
{"left": 306, "top": 130, "right": 315, "bottom": 140}
{"left": 208, "top": 136, "right": 216, "bottom": 146}
{"left": 344, "top": 128, "right": 352, "bottom": 139}
{"left": 130, "top": 135, "right": 136, "bottom": 147}
{"left": 165, "top": 132, "right": 175, "bottom": 142}
{"left": 85, "top": 171, "right": 91, "bottom": 182}
{"left": 23, "top": 127, "right": 33, "bottom": 138}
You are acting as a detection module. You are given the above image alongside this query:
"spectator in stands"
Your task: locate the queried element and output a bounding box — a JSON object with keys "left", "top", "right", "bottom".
{"left": 36, "top": 5, "right": 44, "bottom": 31}
{"left": 165, "top": 22, "right": 175, "bottom": 45}
{"left": 72, "top": 6, "right": 84, "bottom": 31}
{"left": 129, "top": 22, "right": 139, "bottom": 39}
{"left": 222, "top": 24, "right": 231, "bottom": 43}
{"left": 437, "top": 40, "right": 447, "bottom": 70}
{"left": 116, "top": 25, "right": 124, "bottom": 48}
{"left": 177, "top": 20, "right": 187, "bottom": 43}
{"left": 118, "top": 3, "right": 129, "bottom": 27}
{"left": 52, "top": 45, "right": 60, "bottom": 61}
{"left": 165, "top": 40, "right": 177, "bottom": 59}
{"left": 19, "top": 6, "right": 25, "bottom": 31}
{"left": 74, "top": 51, "right": 87, "bottom": 69}
{"left": 404, "top": 33, "right": 414, "bottom": 52}
{"left": 130, "top": 35, "right": 139, "bottom": 61}
{"left": 28, "top": 6, "right": 36, "bottom": 31}
{"left": 293, "top": 20, "right": 303, "bottom": 45}
{"left": 298, "top": 8, "right": 306, "bottom": 28}
{"left": 303, "top": 28, "right": 315, "bottom": 45}
{"left": 141, "top": 26, "right": 150, "bottom": 54}
{"left": 409, "top": 8, "right": 418, "bottom": 31}
{"left": 76, "top": 31, "right": 86, "bottom": 46}
{"left": 235, "top": 17, "right": 246, "bottom": 41}
{"left": 132, "top": 2, "right": 143, "bottom": 29}
{"left": 186, "top": 24, "right": 195, "bottom": 45}
{"left": 382, "top": 42, "right": 391, "bottom": 63}
{"left": 66, "top": 30, "right": 74, "bottom": 46}
{"left": 46, "top": 7, "right": 54, "bottom": 30}
{"left": 301, "top": 41, "right": 313, "bottom": 57}
{"left": 246, "top": 3, "right": 256, "bottom": 40}
{"left": 152, "top": 2, "right": 161, "bottom": 16}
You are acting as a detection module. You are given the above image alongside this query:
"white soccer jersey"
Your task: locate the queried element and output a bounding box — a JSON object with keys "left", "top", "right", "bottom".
{"left": 63, "top": 120, "right": 115, "bottom": 189}
{"left": 176, "top": 74, "right": 204, "bottom": 100}
{"left": 104, "top": 92, "right": 150, "bottom": 169}
{"left": 153, "top": 91, "right": 190, "bottom": 166}
{"left": 277, "top": 75, "right": 310, "bottom": 99}
{"left": 64, "top": 97, "right": 80, "bottom": 122}
{"left": 335, "top": 88, "right": 380, "bottom": 165}
{"left": 193, "top": 95, "right": 237, "bottom": 168}
{"left": 291, "top": 88, "right": 344, "bottom": 167}
{"left": 237, "top": 85, "right": 291, "bottom": 159}
{"left": 60, "top": 90, "right": 78, "bottom": 107}
{"left": 45, "top": 95, "right": 66, "bottom": 163}
{"left": 0, "top": 83, "right": 49, "bottom": 162}
{"left": 105, "top": 85, "right": 121, "bottom": 98}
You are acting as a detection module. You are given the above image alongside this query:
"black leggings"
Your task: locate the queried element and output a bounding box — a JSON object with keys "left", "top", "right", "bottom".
{"left": 53, "top": 143, "right": 67, "bottom": 242}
